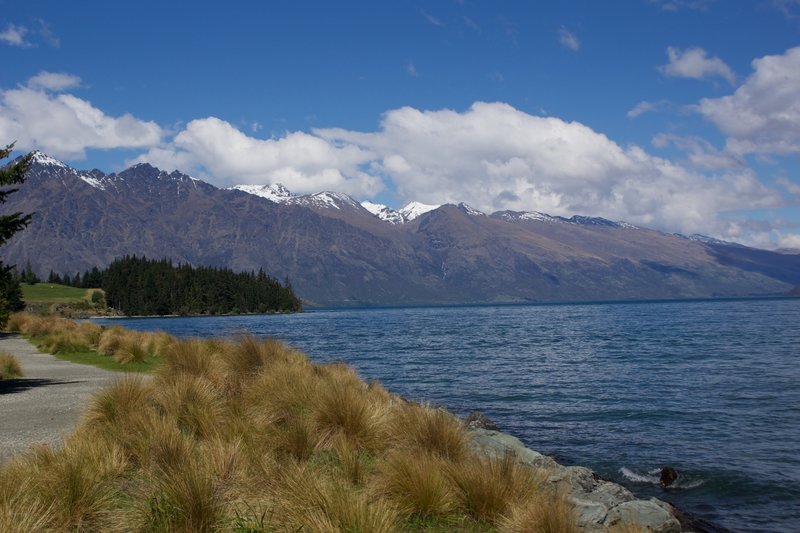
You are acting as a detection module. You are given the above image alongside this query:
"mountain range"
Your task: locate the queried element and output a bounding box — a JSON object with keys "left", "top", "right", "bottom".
{"left": 3, "top": 151, "right": 799, "bottom": 306}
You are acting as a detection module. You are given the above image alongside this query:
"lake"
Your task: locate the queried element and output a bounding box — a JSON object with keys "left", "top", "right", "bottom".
{"left": 94, "top": 298, "right": 800, "bottom": 532}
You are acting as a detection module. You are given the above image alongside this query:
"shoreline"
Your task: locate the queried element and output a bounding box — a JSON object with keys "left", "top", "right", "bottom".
{"left": 466, "top": 426, "right": 717, "bottom": 533}
{"left": 3, "top": 316, "right": 735, "bottom": 531}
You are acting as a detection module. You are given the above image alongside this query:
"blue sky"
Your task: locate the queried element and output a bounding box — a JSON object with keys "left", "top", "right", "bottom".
{"left": 2, "top": 0, "right": 800, "bottom": 248}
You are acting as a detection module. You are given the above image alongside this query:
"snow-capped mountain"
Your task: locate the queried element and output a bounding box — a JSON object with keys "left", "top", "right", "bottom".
{"left": 361, "top": 201, "right": 406, "bottom": 224}
{"left": 8, "top": 151, "right": 798, "bottom": 306}
{"left": 230, "top": 184, "right": 363, "bottom": 212}
{"left": 232, "top": 184, "right": 441, "bottom": 223}
{"left": 399, "top": 201, "right": 440, "bottom": 221}
{"left": 230, "top": 183, "right": 294, "bottom": 203}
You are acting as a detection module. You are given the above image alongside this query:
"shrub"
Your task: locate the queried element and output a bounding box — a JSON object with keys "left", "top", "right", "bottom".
{"left": 0, "top": 351, "right": 22, "bottom": 379}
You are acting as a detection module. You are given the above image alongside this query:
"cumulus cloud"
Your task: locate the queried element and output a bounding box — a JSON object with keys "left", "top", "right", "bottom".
{"left": 558, "top": 26, "right": 580, "bottom": 51}
{"left": 697, "top": 46, "right": 800, "bottom": 155}
{"left": 0, "top": 24, "right": 30, "bottom": 47}
{"left": 314, "top": 102, "right": 783, "bottom": 236}
{"left": 0, "top": 72, "right": 162, "bottom": 159}
{"left": 132, "top": 117, "right": 382, "bottom": 196}
{"left": 660, "top": 46, "right": 736, "bottom": 85}
{"left": 27, "top": 71, "right": 81, "bottom": 91}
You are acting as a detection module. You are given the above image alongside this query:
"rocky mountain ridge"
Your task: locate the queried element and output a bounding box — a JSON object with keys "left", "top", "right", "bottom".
{"left": 4, "top": 152, "right": 799, "bottom": 306}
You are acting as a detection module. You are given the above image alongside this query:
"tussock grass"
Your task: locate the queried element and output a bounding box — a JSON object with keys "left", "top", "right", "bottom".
{"left": 500, "top": 490, "right": 579, "bottom": 533}
{"left": 448, "top": 453, "right": 542, "bottom": 521}
{"left": 389, "top": 403, "right": 468, "bottom": 461}
{"left": 0, "top": 317, "right": 582, "bottom": 531}
{"left": 0, "top": 350, "right": 23, "bottom": 379}
{"left": 8, "top": 312, "right": 174, "bottom": 373}
{"left": 373, "top": 450, "right": 456, "bottom": 518}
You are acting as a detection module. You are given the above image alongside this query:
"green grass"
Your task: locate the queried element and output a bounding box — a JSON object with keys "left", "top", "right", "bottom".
{"left": 30, "top": 336, "right": 159, "bottom": 373}
{"left": 21, "top": 283, "right": 94, "bottom": 304}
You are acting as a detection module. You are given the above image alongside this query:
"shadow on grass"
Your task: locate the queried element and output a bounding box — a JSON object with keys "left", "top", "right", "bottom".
{"left": 0, "top": 377, "right": 78, "bottom": 395}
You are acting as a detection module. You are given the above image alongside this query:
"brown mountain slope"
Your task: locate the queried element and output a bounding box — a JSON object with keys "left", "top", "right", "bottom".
{"left": 3, "top": 155, "right": 797, "bottom": 305}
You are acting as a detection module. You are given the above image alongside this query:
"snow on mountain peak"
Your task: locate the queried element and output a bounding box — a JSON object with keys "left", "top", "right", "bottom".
{"left": 30, "top": 151, "right": 68, "bottom": 168}
{"left": 230, "top": 183, "right": 295, "bottom": 203}
{"left": 361, "top": 201, "right": 406, "bottom": 224}
{"left": 399, "top": 201, "right": 440, "bottom": 221}
{"left": 458, "top": 203, "right": 485, "bottom": 216}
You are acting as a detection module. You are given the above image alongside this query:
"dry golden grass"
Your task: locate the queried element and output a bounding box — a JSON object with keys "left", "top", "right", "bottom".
{"left": 448, "top": 453, "right": 541, "bottom": 521}
{"left": 388, "top": 403, "right": 468, "bottom": 461}
{"left": 373, "top": 450, "right": 456, "bottom": 518}
{"left": 0, "top": 319, "right": 586, "bottom": 532}
{"left": 0, "top": 350, "right": 23, "bottom": 379}
{"left": 500, "top": 490, "right": 579, "bottom": 533}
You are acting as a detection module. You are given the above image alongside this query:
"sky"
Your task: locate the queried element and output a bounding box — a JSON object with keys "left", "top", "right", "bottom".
{"left": 2, "top": 0, "right": 800, "bottom": 249}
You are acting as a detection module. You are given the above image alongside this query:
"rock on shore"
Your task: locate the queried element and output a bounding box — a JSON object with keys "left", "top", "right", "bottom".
{"left": 469, "top": 428, "right": 683, "bottom": 533}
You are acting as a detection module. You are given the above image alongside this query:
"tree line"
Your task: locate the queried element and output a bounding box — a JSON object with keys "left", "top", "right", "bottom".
{"left": 100, "top": 256, "right": 302, "bottom": 316}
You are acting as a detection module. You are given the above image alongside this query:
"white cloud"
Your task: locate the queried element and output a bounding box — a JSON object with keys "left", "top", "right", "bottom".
{"left": 660, "top": 46, "right": 736, "bottom": 85}
{"left": 777, "top": 176, "right": 800, "bottom": 196}
{"left": 0, "top": 73, "right": 162, "bottom": 159}
{"left": 406, "top": 62, "right": 419, "bottom": 77}
{"left": 27, "top": 71, "right": 81, "bottom": 91}
{"left": 558, "top": 26, "right": 580, "bottom": 51}
{"left": 420, "top": 9, "right": 442, "bottom": 26}
{"left": 0, "top": 24, "right": 30, "bottom": 47}
{"left": 132, "top": 117, "right": 382, "bottom": 196}
{"left": 697, "top": 46, "right": 800, "bottom": 156}
{"left": 314, "top": 102, "right": 783, "bottom": 236}
{"left": 777, "top": 233, "right": 800, "bottom": 249}
{"left": 651, "top": 133, "right": 743, "bottom": 170}
{"left": 627, "top": 100, "right": 674, "bottom": 118}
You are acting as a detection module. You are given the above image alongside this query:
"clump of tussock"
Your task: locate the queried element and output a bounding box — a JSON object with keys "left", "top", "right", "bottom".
{"left": 244, "top": 355, "right": 317, "bottom": 426}
{"left": 388, "top": 403, "right": 468, "bottom": 461}
{"left": 153, "top": 374, "right": 224, "bottom": 439}
{"left": 82, "top": 375, "right": 152, "bottom": 431}
{"left": 500, "top": 490, "right": 579, "bottom": 533}
{"left": 372, "top": 450, "right": 455, "bottom": 518}
{"left": 447, "top": 453, "right": 542, "bottom": 521}
{"left": 271, "top": 463, "right": 400, "bottom": 532}
{"left": 313, "top": 376, "right": 388, "bottom": 451}
{"left": 0, "top": 350, "right": 23, "bottom": 379}
{"left": 137, "top": 453, "right": 230, "bottom": 533}
{"left": 158, "top": 339, "right": 224, "bottom": 384}
{"left": 4, "top": 312, "right": 29, "bottom": 333}
{"left": 4, "top": 436, "right": 127, "bottom": 532}
{"left": 97, "top": 326, "right": 127, "bottom": 356}
{"left": 39, "top": 329, "right": 90, "bottom": 354}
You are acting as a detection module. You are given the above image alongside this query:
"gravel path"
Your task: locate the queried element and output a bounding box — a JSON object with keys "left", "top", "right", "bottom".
{"left": 0, "top": 333, "right": 118, "bottom": 464}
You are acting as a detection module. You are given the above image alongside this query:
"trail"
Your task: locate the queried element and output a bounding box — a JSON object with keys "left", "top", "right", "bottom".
{"left": 0, "top": 334, "right": 117, "bottom": 464}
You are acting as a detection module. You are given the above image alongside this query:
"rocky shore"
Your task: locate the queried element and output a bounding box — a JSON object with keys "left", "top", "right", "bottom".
{"left": 468, "top": 427, "right": 686, "bottom": 532}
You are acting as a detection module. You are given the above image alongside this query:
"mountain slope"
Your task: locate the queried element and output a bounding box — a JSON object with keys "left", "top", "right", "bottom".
{"left": 3, "top": 154, "right": 798, "bottom": 305}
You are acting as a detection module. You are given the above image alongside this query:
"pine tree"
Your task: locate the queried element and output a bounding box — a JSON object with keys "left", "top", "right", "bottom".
{"left": 0, "top": 144, "right": 33, "bottom": 324}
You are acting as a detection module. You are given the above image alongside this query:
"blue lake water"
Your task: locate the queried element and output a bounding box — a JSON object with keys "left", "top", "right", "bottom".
{"left": 94, "top": 298, "right": 800, "bottom": 532}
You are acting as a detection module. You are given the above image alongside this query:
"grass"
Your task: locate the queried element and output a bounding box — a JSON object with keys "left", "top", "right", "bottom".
{"left": 0, "top": 350, "right": 23, "bottom": 379}
{"left": 20, "top": 283, "right": 94, "bottom": 304}
{"left": 8, "top": 313, "right": 168, "bottom": 374}
{"left": 44, "top": 343, "right": 159, "bottom": 373}
{"left": 0, "top": 315, "right": 592, "bottom": 532}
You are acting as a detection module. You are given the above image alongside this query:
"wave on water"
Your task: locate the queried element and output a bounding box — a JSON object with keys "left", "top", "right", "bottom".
{"left": 621, "top": 467, "right": 705, "bottom": 489}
